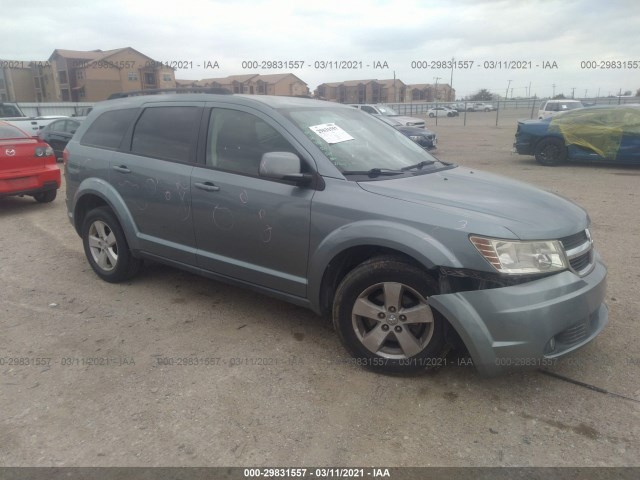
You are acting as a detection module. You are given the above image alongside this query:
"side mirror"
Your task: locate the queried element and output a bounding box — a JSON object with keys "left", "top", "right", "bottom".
{"left": 259, "top": 152, "right": 312, "bottom": 185}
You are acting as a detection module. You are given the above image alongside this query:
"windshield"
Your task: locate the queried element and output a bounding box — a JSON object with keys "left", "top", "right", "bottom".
{"left": 376, "top": 105, "right": 399, "bottom": 116}
{"left": 0, "top": 123, "right": 30, "bottom": 139}
{"left": 280, "top": 106, "right": 441, "bottom": 174}
{"left": 563, "top": 102, "right": 584, "bottom": 110}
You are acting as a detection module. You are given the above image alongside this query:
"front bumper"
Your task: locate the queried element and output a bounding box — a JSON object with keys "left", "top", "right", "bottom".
{"left": 429, "top": 257, "right": 608, "bottom": 376}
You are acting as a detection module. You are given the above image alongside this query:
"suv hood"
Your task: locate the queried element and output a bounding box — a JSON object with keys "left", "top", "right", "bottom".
{"left": 357, "top": 167, "right": 588, "bottom": 239}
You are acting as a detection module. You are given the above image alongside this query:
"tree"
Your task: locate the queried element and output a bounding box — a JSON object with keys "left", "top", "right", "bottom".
{"left": 469, "top": 89, "right": 493, "bottom": 101}
{"left": 552, "top": 94, "right": 566, "bottom": 99}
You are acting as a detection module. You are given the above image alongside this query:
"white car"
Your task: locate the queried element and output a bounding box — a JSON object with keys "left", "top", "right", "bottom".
{"left": 350, "top": 104, "right": 425, "bottom": 128}
{"left": 538, "top": 99, "right": 584, "bottom": 119}
{"left": 470, "top": 103, "right": 495, "bottom": 112}
{"left": 427, "top": 106, "right": 458, "bottom": 118}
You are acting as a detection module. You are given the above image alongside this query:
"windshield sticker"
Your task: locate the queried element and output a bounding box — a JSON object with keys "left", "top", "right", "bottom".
{"left": 309, "top": 123, "right": 354, "bottom": 144}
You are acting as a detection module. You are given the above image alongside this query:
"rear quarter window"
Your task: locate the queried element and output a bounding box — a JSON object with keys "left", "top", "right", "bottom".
{"left": 80, "top": 108, "right": 138, "bottom": 150}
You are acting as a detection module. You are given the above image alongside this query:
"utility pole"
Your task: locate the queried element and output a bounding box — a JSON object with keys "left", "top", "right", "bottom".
{"left": 449, "top": 57, "right": 454, "bottom": 101}
{"left": 393, "top": 71, "right": 397, "bottom": 103}
{"left": 433, "top": 76, "right": 441, "bottom": 102}
{"left": 552, "top": 84, "right": 556, "bottom": 98}
{"left": 584, "top": 89, "right": 588, "bottom": 98}
{"left": 528, "top": 81, "right": 531, "bottom": 98}
{"left": 571, "top": 87, "right": 575, "bottom": 99}
{"left": 506, "top": 79, "right": 512, "bottom": 100}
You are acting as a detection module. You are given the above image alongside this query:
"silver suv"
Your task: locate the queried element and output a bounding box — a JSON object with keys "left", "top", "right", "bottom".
{"left": 65, "top": 91, "right": 607, "bottom": 375}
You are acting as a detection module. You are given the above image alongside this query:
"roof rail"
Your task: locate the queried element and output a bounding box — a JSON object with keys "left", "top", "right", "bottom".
{"left": 107, "top": 87, "right": 233, "bottom": 100}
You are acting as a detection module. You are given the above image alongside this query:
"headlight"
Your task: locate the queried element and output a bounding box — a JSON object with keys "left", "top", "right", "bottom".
{"left": 470, "top": 236, "right": 567, "bottom": 274}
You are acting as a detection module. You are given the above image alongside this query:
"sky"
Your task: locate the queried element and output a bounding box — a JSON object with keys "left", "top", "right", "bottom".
{"left": 2, "top": 0, "right": 639, "bottom": 99}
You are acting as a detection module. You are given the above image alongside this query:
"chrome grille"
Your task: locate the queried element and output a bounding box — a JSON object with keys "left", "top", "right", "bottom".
{"left": 560, "top": 229, "right": 594, "bottom": 276}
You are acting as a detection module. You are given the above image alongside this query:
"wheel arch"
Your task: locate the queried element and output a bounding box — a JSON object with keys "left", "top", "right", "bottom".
{"left": 72, "top": 178, "right": 140, "bottom": 251}
{"left": 308, "top": 221, "right": 464, "bottom": 316}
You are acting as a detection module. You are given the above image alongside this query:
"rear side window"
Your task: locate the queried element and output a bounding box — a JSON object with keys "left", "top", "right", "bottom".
{"left": 130, "top": 106, "right": 201, "bottom": 163}
{"left": 0, "top": 124, "right": 29, "bottom": 139}
{"left": 81, "top": 108, "right": 138, "bottom": 149}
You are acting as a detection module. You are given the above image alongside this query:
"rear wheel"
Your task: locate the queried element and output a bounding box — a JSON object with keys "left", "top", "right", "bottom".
{"left": 33, "top": 190, "right": 57, "bottom": 203}
{"left": 535, "top": 137, "right": 567, "bottom": 165}
{"left": 333, "top": 256, "right": 446, "bottom": 373}
{"left": 81, "top": 207, "right": 141, "bottom": 282}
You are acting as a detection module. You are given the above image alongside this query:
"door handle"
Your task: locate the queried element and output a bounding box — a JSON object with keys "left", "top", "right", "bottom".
{"left": 194, "top": 182, "right": 220, "bottom": 192}
{"left": 112, "top": 165, "right": 131, "bottom": 173}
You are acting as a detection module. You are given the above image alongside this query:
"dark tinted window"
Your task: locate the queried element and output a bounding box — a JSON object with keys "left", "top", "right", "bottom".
{"left": 48, "top": 119, "right": 65, "bottom": 132}
{"left": 81, "top": 108, "right": 138, "bottom": 149}
{"left": 131, "top": 106, "right": 200, "bottom": 162}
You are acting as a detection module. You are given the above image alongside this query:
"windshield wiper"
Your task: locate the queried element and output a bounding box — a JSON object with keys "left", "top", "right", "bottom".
{"left": 401, "top": 160, "right": 436, "bottom": 171}
{"left": 341, "top": 168, "right": 404, "bottom": 178}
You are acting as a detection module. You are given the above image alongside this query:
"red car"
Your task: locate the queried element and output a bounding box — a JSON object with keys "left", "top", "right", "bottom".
{"left": 0, "top": 121, "right": 60, "bottom": 203}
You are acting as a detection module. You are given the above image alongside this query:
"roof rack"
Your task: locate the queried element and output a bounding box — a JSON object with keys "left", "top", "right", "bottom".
{"left": 107, "top": 87, "right": 233, "bottom": 100}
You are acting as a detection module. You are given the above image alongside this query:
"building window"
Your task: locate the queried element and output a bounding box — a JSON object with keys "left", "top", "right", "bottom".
{"left": 78, "top": 87, "right": 86, "bottom": 99}
{"left": 76, "top": 70, "right": 84, "bottom": 80}
{"left": 34, "top": 77, "right": 41, "bottom": 89}
{"left": 143, "top": 72, "right": 155, "bottom": 86}
{"left": 162, "top": 74, "right": 172, "bottom": 82}
{"left": 61, "top": 89, "right": 70, "bottom": 101}
{"left": 59, "top": 70, "right": 68, "bottom": 84}
{"left": 128, "top": 72, "right": 138, "bottom": 81}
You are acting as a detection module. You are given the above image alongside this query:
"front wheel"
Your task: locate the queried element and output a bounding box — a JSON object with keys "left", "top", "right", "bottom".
{"left": 534, "top": 137, "right": 567, "bottom": 165}
{"left": 333, "top": 256, "right": 446, "bottom": 373}
{"left": 81, "top": 207, "right": 141, "bottom": 282}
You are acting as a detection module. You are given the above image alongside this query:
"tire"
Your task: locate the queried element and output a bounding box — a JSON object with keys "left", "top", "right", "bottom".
{"left": 33, "top": 190, "right": 57, "bottom": 203}
{"left": 534, "top": 137, "right": 567, "bottom": 166}
{"left": 333, "top": 255, "right": 446, "bottom": 373}
{"left": 81, "top": 207, "right": 141, "bottom": 283}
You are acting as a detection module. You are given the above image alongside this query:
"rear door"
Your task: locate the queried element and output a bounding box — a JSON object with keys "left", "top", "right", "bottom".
{"left": 110, "top": 103, "right": 204, "bottom": 264}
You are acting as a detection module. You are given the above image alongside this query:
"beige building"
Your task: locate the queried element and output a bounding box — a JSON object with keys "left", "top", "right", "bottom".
{"left": 47, "top": 47, "right": 176, "bottom": 101}
{"left": 315, "top": 78, "right": 408, "bottom": 104}
{"left": 182, "top": 73, "right": 309, "bottom": 96}
{"left": 407, "top": 83, "right": 455, "bottom": 102}
{"left": 0, "top": 61, "right": 39, "bottom": 101}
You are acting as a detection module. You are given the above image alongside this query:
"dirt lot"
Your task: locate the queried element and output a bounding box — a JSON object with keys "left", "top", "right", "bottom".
{"left": 1, "top": 108, "right": 639, "bottom": 467}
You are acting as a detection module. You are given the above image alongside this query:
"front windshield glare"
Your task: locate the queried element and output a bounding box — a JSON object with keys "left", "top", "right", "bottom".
{"left": 281, "top": 107, "right": 438, "bottom": 173}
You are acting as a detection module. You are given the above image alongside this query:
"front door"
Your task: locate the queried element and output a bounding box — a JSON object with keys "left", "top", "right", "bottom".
{"left": 191, "top": 106, "right": 315, "bottom": 297}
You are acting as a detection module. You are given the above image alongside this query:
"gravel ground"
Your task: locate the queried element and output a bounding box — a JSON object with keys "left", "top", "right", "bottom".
{"left": 1, "top": 108, "right": 639, "bottom": 467}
